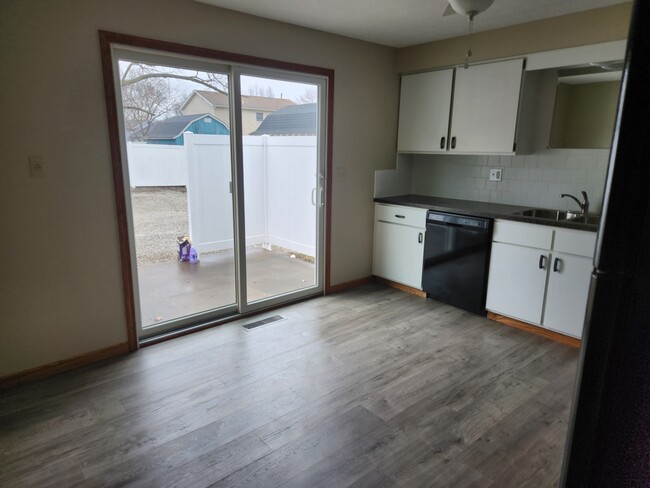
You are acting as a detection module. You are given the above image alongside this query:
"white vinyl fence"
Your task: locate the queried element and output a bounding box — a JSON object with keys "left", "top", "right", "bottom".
{"left": 127, "top": 134, "right": 318, "bottom": 257}
{"left": 127, "top": 143, "right": 187, "bottom": 187}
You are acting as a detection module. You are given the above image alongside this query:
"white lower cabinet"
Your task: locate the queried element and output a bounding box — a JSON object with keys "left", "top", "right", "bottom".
{"left": 373, "top": 204, "right": 426, "bottom": 289}
{"left": 486, "top": 220, "right": 596, "bottom": 339}
{"left": 486, "top": 242, "right": 548, "bottom": 325}
{"left": 543, "top": 252, "right": 594, "bottom": 338}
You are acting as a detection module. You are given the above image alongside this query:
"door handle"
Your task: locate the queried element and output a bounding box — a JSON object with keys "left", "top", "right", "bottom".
{"left": 553, "top": 257, "right": 561, "bottom": 272}
{"left": 538, "top": 254, "right": 547, "bottom": 270}
{"left": 451, "top": 136, "right": 457, "bottom": 149}
{"left": 418, "top": 232, "right": 423, "bottom": 243}
{"left": 440, "top": 136, "right": 446, "bottom": 149}
{"left": 311, "top": 187, "right": 317, "bottom": 206}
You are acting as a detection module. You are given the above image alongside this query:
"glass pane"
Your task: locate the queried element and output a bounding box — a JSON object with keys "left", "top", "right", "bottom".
{"left": 118, "top": 59, "right": 237, "bottom": 329}
{"left": 240, "top": 75, "right": 320, "bottom": 303}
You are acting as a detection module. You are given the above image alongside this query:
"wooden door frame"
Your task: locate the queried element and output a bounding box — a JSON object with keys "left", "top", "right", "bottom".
{"left": 98, "top": 30, "right": 334, "bottom": 351}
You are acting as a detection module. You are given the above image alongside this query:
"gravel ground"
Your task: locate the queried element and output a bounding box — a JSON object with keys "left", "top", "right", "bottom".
{"left": 130, "top": 187, "right": 313, "bottom": 265}
{"left": 131, "top": 187, "right": 189, "bottom": 265}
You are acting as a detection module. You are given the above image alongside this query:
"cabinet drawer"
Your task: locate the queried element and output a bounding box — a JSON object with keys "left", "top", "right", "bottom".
{"left": 493, "top": 219, "right": 553, "bottom": 249}
{"left": 375, "top": 204, "right": 427, "bottom": 228}
{"left": 554, "top": 228, "right": 596, "bottom": 258}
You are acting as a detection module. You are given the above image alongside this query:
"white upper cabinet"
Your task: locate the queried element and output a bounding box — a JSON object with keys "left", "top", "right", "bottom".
{"left": 450, "top": 59, "right": 525, "bottom": 154}
{"left": 396, "top": 59, "right": 524, "bottom": 155}
{"left": 397, "top": 69, "right": 454, "bottom": 153}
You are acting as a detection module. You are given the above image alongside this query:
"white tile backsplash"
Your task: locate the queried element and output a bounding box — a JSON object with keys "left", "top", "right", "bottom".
{"left": 410, "top": 149, "right": 610, "bottom": 213}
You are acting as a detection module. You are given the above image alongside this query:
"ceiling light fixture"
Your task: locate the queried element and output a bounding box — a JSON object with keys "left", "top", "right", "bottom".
{"left": 443, "top": 0, "right": 496, "bottom": 68}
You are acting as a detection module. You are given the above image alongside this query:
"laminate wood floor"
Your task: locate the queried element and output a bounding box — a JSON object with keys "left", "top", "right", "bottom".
{"left": 0, "top": 283, "right": 579, "bottom": 487}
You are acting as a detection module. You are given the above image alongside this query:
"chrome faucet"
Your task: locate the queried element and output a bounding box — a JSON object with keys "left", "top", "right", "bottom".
{"left": 561, "top": 191, "right": 590, "bottom": 215}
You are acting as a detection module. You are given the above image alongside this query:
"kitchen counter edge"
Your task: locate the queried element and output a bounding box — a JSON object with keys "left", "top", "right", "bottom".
{"left": 374, "top": 195, "right": 598, "bottom": 233}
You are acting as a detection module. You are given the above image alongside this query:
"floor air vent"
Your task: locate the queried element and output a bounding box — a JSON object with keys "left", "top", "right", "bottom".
{"left": 243, "top": 315, "right": 285, "bottom": 330}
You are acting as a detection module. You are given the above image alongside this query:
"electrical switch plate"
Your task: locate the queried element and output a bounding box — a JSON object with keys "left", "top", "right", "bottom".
{"left": 489, "top": 168, "right": 503, "bottom": 182}
{"left": 29, "top": 156, "right": 45, "bottom": 178}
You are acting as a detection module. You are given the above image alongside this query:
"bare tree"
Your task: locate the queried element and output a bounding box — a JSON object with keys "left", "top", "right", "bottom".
{"left": 244, "top": 83, "right": 276, "bottom": 98}
{"left": 119, "top": 62, "right": 229, "bottom": 140}
{"left": 294, "top": 88, "right": 318, "bottom": 104}
{"left": 121, "top": 62, "right": 228, "bottom": 93}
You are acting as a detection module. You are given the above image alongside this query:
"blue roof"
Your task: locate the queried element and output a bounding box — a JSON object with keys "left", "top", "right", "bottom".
{"left": 251, "top": 103, "right": 317, "bottom": 136}
{"left": 144, "top": 114, "right": 227, "bottom": 140}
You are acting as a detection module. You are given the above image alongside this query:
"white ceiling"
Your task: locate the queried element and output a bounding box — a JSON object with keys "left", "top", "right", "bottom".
{"left": 196, "top": 0, "right": 630, "bottom": 48}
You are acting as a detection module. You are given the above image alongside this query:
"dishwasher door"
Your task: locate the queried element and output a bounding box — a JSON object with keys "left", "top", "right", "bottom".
{"left": 422, "top": 212, "right": 493, "bottom": 315}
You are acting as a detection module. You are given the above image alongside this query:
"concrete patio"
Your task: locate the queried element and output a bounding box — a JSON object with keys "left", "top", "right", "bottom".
{"left": 137, "top": 247, "right": 315, "bottom": 327}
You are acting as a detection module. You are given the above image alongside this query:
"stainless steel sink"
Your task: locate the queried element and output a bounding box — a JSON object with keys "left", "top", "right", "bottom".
{"left": 514, "top": 208, "right": 600, "bottom": 226}
{"left": 570, "top": 214, "right": 601, "bottom": 226}
{"left": 515, "top": 209, "right": 580, "bottom": 221}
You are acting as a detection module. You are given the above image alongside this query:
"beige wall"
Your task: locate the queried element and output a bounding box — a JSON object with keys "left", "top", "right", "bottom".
{"left": 242, "top": 110, "right": 266, "bottom": 135}
{"left": 0, "top": 0, "right": 635, "bottom": 377}
{"left": 397, "top": 3, "right": 633, "bottom": 73}
{"left": 0, "top": 0, "right": 398, "bottom": 376}
{"left": 180, "top": 96, "right": 219, "bottom": 120}
{"left": 180, "top": 97, "right": 273, "bottom": 134}
{"left": 550, "top": 81, "right": 621, "bottom": 149}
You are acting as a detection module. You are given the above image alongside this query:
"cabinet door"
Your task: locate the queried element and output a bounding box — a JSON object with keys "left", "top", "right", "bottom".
{"left": 486, "top": 242, "right": 548, "bottom": 324}
{"left": 450, "top": 59, "right": 524, "bottom": 153}
{"left": 397, "top": 69, "right": 454, "bottom": 153}
{"left": 373, "top": 221, "right": 425, "bottom": 289}
{"left": 543, "top": 252, "right": 593, "bottom": 338}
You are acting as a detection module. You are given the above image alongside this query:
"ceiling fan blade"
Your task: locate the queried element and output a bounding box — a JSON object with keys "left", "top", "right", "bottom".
{"left": 442, "top": 3, "right": 457, "bottom": 16}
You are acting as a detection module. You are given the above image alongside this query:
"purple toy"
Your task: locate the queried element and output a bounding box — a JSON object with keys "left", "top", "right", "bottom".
{"left": 177, "top": 236, "right": 191, "bottom": 262}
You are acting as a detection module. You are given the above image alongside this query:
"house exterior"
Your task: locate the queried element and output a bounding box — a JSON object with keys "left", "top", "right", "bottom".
{"left": 144, "top": 113, "right": 229, "bottom": 145}
{"left": 180, "top": 90, "right": 295, "bottom": 135}
{"left": 251, "top": 103, "right": 317, "bottom": 136}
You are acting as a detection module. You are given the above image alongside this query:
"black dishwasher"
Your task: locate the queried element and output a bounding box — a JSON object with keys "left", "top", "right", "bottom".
{"left": 422, "top": 211, "right": 493, "bottom": 315}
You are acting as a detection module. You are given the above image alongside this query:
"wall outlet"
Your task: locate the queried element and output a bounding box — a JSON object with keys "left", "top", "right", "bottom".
{"left": 489, "top": 168, "right": 503, "bottom": 182}
{"left": 334, "top": 166, "right": 346, "bottom": 181}
{"left": 29, "top": 156, "right": 45, "bottom": 178}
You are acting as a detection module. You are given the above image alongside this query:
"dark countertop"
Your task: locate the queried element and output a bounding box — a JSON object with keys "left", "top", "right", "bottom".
{"left": 374, "top": 194, "right": 599, "bottom": 232}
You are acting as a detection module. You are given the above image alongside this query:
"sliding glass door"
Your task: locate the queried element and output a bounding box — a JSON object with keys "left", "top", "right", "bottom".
{"left": 236, "top": 71, "right": 325, "bottom": 310}
{"left": 110, "top": 46, "right": 326, "bottom": 339}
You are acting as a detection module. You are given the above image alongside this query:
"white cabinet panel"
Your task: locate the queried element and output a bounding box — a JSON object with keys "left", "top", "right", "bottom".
{"left": 486, "top": 242, "right": 549, "bottom": 325}
{"left": 487, "top": 219, "right": 596, "bottom": 339}
{"left": 373, "top": 220, "right": 425, "bottom": 289}
{"left": 554, "top": 228, "right": 597, "bottom": 257}
{"left": 493, "top": 219, "right": 554, "bottom": 249}
{"left": 450, "top": 59, "right": 524, "bottom": 154}
{"left": 375, "top": 203, "right": 427, "bottom": 228}
{"left": 544, "top": 252, "right": 593, "bottom": 338}
{"left": 397, "top": 69, "right": 454, "bottom": 153}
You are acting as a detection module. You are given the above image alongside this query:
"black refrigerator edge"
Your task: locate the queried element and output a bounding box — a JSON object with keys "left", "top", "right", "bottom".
{"left": 561, "top": 1, "right": 650, "bottom": 486}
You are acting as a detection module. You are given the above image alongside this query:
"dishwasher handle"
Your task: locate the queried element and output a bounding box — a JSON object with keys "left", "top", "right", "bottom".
{"left": 426, "top": 211, "right": 491, "bottom": 232}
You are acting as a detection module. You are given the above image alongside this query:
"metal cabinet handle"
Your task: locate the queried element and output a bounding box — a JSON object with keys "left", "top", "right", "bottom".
{"left": 311, "top": 187, "right": 317, "bottom": 206}
{"left": 538, "top": 254, "right": 547, "bottom": 270}
{"left": 395, "top": 214, "right": 405, "bottom": 219}
{"left": 553, "top": 257, "right": 561, "bottom": 272}
{"left": 440, "top": 136, "right": 446, "bottom": 149}
{"left": 418, "top": 232, "right": 423, "bottom": 243}
{"left": 451, "top": 136, "right": 457, "bottom": 149}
